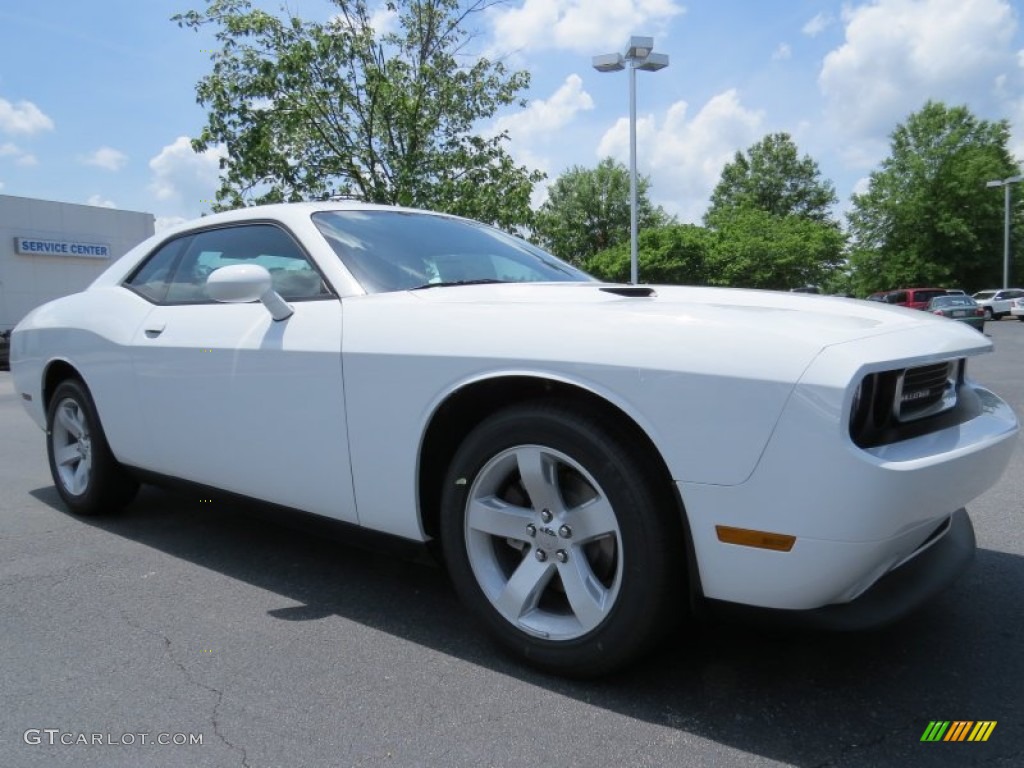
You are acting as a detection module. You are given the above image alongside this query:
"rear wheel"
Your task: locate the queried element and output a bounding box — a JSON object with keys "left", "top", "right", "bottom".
{"left": 47, "top": 379, "right": 139, "bottom": 516}
{"left": 440, "top": 401, "right": 683, "bottom": 677}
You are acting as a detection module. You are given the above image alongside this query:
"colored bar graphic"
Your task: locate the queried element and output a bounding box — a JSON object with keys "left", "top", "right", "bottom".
{"left": 968, "top": 722, "right": 997, "bottom": 742}
{"left": 921, "top": 720, "right": 996, "bottom": 742}
{"left": 921, "top": 721, "right": 950, "bottom": 741}
{"left": 945, "top": 721, "right": 972, "bottom": 741}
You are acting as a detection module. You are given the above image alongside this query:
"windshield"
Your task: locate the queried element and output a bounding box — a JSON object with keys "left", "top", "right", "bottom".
{"left": 312, "top": 210, "right": 593, "bottom": 293}
{"left": 973, "top": 291, "right": 996, "bottom": 300}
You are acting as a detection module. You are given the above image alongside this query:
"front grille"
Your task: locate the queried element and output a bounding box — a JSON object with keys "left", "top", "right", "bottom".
{"left": 895, "top": 362, "right": 955, "bottom": 422}
{"left": 850, "top": 359, "right": 964, "bottom": 447}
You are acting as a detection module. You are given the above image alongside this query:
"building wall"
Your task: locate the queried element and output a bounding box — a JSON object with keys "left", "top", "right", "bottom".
{"left": 0, "top": 195, "right": 155, "bottom": 330}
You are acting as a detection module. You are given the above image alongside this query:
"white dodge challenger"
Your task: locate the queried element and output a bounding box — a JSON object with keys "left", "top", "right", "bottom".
{"left": 10, "top": 202, "right": 1019, "bottom": 676}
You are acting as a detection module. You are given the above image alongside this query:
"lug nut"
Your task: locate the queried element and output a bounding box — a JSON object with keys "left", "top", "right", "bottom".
{"left": 555, "top": 549, "right": 568, "bottom": 563}
{"left": 526, "top": 523, "right": 537, "bottom": 538}
{"left": 558, "top": 525, "right": 572, "bottom": 539}
{"left": 535, "top": 549, "right": 548, "bottom": 562}
{"left": 541, "top": 509, "right": 553, "bottom": 523}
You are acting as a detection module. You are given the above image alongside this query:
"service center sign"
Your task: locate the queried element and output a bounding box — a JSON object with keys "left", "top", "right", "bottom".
{"left": 15, "top": 237, "right": 111, "bottom": 259}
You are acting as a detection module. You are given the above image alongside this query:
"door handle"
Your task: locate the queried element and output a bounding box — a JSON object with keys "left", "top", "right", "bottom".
{"left": 144, "top": 324, "right": 166, "bottom": 338}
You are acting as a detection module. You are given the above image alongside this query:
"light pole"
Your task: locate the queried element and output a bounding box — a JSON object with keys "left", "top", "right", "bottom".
{"left": 593, "top": 36, "right": 669, "bottom": 285}
{"left": 985, "top": 174, "right": 1023, "bottom": 290}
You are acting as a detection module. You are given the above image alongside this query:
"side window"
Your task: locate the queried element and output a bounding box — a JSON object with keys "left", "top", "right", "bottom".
{"left": 124, "top": 236, "right": 190, "bottom": 303}
{"left": 160, "top": 224, "right": 331, "bottom": 304}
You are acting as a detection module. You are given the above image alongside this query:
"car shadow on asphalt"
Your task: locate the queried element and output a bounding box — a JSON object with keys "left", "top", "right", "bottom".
{"left": 30, "top": 484, "right": 1023, "bottom": 767}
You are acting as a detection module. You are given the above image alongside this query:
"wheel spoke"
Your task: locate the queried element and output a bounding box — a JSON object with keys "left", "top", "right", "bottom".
{"left": 494, "top": 554, "right": 555, "bottom": 622}
{"left": 569, "top": 495, "right": 619, "bottom": 542}
{"left": 467, "top": 496, "right": 533, "bottom": 541}
{"left": 515, "top": 446, "right": 563, "bottom": 514}
{"left": 57, "top": 404, "right": 84, "bottom": 439}
{"left": 70, "top": 460, "right": 89, "bottom": 495}
{"left": 558, "top": 556, "right": 612, "bottom": 632}
{"left": 55, "top": 444, "right": 79, "bottom": 467}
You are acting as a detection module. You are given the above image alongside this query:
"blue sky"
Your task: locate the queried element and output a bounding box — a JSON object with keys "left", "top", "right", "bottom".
{"left": 1, "top": 0, "right": 1022, "bottom": 231}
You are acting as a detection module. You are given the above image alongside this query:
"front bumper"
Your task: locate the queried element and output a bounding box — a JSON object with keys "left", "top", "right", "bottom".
{"left": 706, "top": 508, "right": 975, "bottom": 630}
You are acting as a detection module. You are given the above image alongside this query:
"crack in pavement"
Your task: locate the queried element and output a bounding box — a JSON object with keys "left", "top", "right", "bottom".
{"left": 120, "top": 613, "right": 251, "bottom": 768}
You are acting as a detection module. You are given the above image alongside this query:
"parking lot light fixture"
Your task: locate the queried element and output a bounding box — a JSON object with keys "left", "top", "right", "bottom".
{"left": 986, "top": 174, "right": 1024, "bottom": 290}
{"left": 592, "top": 36, "right": 669, "bottom": 285}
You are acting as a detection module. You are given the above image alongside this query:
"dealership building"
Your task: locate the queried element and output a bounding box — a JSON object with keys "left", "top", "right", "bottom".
{"left": 0, "top": 195, "right": 155, "bottom": 331}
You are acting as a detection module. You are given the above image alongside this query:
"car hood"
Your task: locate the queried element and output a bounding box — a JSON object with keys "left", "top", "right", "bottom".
{"left": 406, "top": 282, "right": 990, "bottom": 352}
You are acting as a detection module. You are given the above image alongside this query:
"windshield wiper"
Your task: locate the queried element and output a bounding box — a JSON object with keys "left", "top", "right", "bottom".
{"left": 410, "top": 279, "right": 507, "bottom": 290}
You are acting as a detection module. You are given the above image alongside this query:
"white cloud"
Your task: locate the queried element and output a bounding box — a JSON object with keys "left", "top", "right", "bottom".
{"left": 369, "top": 5, "right": 398, "bottom": 35}
{"left": 0, "top": 141, "right": 36, "bottom": 166}
{"left": 492, "top": 74, "right": 594, "bottom": 144}
{"left": 81, "top": 146, "right": 128, "bottom": 172}
{"left": 0, "top": 97, "right": 54, "bottom": 135}
{"left": 155, "top": 216, "right": 189, "bottom": 231}
{"left": 488, "top": 0, "right": 685, "bottom": 55}
{"left": 597, "top": 89, "right": 764, "bottom": 222}
{"left": 488, "top": 75, "right": 595, "bottom": 207}
{"left": 148, "top": 136, "right": 225, "bottom": 207}
{"left": 820, "top": 0, "right": 1021, "bottom": 165}
{"left": 852, "top": 176, "right": 872, "bottom": 196}
{"left": 772, "top": 43, "right": 792, "bottom": 61}
{"left": 802, "top": 12, "right": 831, "bottom": 37}
{"left": 86, "top": 194, "right": 117, "bottom": 209}
{"left": 1010, "top": 97, "right": 1024, "bottom": 162}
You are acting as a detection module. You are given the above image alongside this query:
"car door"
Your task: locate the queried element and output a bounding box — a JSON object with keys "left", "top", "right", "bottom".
{"left": 123, "top": 223, "right": 357, "bottom": 523}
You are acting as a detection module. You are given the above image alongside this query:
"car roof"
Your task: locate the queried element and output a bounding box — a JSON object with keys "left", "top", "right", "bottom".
{"left": 155, "top": 201, "right": 462, "bottom": 240}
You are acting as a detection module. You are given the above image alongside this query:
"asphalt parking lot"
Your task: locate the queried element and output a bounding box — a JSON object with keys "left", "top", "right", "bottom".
{"left": 1, "top": 320, "right": 1022, "bottom": 768}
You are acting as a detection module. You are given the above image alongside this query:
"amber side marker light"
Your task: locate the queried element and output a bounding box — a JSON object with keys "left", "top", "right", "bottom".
{"left": 716, "top": 526, "right": 796, "bottom": 552}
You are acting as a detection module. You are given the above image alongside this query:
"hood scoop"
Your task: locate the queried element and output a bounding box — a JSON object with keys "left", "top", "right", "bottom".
{"left": 599, "top": 286, "right": 657, "bottom": 298}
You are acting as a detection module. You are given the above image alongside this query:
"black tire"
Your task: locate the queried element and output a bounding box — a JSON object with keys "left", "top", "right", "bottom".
{"left": 1018, "top": 316, "right": 1024, "bottom": 322}
{"left": 983, "top": 307, "right": 994, "bottom": 320}
{"left": 440, "top": 400, "right": 683, "bottom": 677}
{"left": 46, "top": 379, "right": 139, "bottom": 516}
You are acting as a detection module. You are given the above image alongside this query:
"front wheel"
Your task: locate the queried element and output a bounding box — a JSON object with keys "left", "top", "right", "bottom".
{"left": 983, "top": 307, "right": 994, "bottom": 320}
{"left": 46, "top": 379, "right": 139, "bottom": 516}
{"left": 440, "top": 401, "right": 683, "bottom": 677}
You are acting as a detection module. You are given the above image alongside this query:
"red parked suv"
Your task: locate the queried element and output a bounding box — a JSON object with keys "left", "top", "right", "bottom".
{"left": 881, "top": 288, "right": 949, "bottom": 310}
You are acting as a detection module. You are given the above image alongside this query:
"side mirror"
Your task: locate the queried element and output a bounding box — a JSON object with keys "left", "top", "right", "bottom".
{"left": 206, "top": 264, "right": 293, "bottom": 321}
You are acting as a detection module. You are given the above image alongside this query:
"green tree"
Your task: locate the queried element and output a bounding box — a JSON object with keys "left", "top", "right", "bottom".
{"left": 703, "top": 133, "right": 843, "bottom": 289}
{"left": 532, "top": 158, "right": 670, "bottom": 265}
{"left": 706, "top": 133, "right": 837, "bottom": 224}
{"left": 586, "top": 224, "right": 713, "bottom": 284}
{"left": 847, "top": 101, "right": 1022, "bottom": 294}
{"left": 174, "top": 0, "right": 543, "bottom": 229}
{"left": 707, "top": 208, "right": 845, "bottom": 290}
